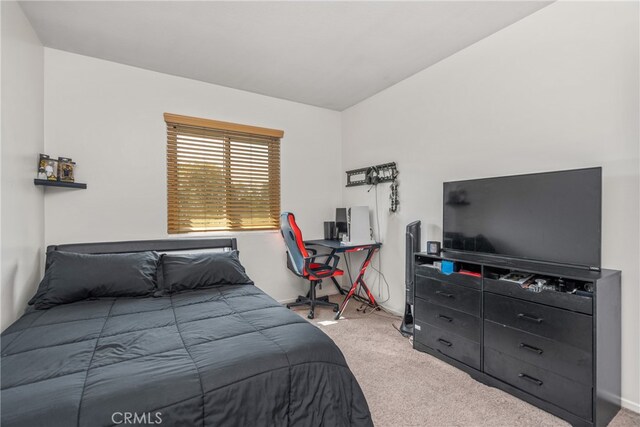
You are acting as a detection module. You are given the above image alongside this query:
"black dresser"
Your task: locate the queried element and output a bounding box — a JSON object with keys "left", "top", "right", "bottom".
{"left": 413, "top": 253, "right": 621, "bottom": 427}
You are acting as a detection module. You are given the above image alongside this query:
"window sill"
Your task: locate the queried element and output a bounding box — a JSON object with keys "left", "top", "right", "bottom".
{"left": 167, "top": 229, "right": 280, "bottom": 238}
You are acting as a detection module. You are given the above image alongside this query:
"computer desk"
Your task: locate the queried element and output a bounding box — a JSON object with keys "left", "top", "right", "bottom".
{"left": 304, "top": 239, "right": 382, "bottom": 320}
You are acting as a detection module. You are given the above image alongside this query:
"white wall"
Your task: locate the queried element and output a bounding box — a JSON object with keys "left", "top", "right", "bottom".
{"left": 0, "top": 1, "right": 45, "bottom": 331}
{"left": 43, "top": 49, "right": 342, "bottom": 303}
{"left": 341, "top": 1, "right": 639, "bottom": 411}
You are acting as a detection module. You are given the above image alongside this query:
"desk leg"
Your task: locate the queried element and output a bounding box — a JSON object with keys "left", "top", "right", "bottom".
{"left": 334, "top": 247, "right": 379, "bottom": 320}
{"left": 327, "top": 248, "right": 346, "bottom": 295}
{"left": 331, "top": 277, "right": 346, "bottom": 295}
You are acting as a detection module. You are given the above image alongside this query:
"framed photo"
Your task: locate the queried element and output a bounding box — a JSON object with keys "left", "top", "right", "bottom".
{"left": 36, "top": 154, "right": 48, "bottom": 179}
{"left": 58, "top": 157, "right": 75, "bottom": 183}
{"left": 37, "top": 154, "right": 58, "bottom": 181}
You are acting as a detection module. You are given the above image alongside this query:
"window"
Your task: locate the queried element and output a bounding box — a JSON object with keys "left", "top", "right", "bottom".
{"left": 165, "top": 113, "right": 283, "bottom": 233}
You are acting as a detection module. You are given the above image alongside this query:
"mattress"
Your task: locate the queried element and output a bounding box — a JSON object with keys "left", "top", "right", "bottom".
{"left": 1, "top": 284, "right": 372, "bottom": 426}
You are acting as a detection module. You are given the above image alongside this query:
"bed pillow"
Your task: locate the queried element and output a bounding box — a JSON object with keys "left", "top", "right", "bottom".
{"left": 29, "top": 250, "right": 160, "bottom": 309}
{"left": 160, "top": 251, "right": 253, "bottom": 293}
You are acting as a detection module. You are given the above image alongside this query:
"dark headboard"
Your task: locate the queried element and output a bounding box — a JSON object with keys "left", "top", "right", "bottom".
{"left": 46, "top": 238, "right": 238, "bottom": 255}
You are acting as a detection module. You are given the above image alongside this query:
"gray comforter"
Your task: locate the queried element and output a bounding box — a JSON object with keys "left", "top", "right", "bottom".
{"left": 1, "top": 284, "right": 372, "bottom": 426}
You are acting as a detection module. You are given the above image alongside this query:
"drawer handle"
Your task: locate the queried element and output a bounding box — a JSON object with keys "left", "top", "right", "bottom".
{"left": 517, "top": 313, "right": 543, "bottom": 323}
{"left": 437, "top": 338, "right": 452, "bottom": 347}
{"left": 519, "top": 343, "right": 544, "bottom": 355}
{"left": 437, "top": 314, "right": 453, "bottom": 322}
{"left": 518, "top": 373, "right": 543, "bottom": 386}
{"left": 435, "top": 291, "right": 454, "bottom": 299}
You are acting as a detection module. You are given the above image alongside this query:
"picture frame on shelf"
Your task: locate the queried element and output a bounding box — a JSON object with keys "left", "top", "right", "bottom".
{"left": 37, "top": 154, "right": 58, "bottom": 181}
{"left": 58, "top": 157, "right": 75, "bottom": 183}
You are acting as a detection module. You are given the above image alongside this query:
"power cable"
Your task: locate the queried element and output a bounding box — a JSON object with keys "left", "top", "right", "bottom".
{"left": 372, "top": 184, "right": 391, "bottom": 304}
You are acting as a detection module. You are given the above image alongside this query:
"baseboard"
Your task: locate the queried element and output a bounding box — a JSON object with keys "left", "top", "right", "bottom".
{"left": 621, "top": 397, "right": 640, "bottom": 414}
{"left": 380, "top": 304, "right": 404, "bottom": 317}
{"left": 278, "top": 293, "right": 404, "bottom": 316}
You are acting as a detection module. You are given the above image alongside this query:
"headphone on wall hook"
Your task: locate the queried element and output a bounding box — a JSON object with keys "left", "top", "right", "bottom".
{"left": 365, "top": 166, "right": 380, "bottom": 186}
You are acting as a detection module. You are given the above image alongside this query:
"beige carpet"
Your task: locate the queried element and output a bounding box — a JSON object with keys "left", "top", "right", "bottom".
{"left": 290, "top": 296, "right": 639, "bottom": 427}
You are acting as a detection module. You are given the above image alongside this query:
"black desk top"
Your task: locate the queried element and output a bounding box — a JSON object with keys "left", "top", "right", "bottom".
{"left": 305, "top": 239, "right": 381, "bottom": 251}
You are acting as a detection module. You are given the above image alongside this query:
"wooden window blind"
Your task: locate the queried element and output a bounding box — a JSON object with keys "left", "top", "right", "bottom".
{"left": 165, "top": 113, "right": 283, "bottom": 234}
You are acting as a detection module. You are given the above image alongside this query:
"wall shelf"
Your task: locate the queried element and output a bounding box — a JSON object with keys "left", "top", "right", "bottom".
{"left": 34, "top": 179, "right": 87, "bottom": 189}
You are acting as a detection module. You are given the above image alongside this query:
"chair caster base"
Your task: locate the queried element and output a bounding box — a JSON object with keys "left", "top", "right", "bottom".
{"left": 284, "top": 292, "right": 336, "bottom": 320}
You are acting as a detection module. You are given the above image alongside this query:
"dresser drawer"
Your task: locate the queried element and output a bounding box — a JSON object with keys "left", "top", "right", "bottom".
{"left": 416, "top": 275, "right": 481, "bottom": 316}
{"left": 415, "top": 298, "right": 480, "bottom": 343}
{"left": 484, "top": 320, "right": 592, "bottom": 385}
{"left": 483, "top": 277, "right": 592, "bottom": 315}
{"left": 415, "top": 265, "right": 481, "bottom": 289}
{"left": 414, "top": 321, "right": 480, "bottom": 370}
{"left": 484, "top": 293, "right": 592, "bottom": 352}
{"left": 484, "top": 347, "right": 592, "bottom": 420}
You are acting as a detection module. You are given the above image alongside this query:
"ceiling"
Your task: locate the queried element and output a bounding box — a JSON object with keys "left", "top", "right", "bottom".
{"left": 20, "top": 1, "right": 551, "bottom": 111}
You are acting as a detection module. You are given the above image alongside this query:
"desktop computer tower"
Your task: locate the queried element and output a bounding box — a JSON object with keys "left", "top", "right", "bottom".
{"left": 336, "top": 208, "right": 348, "bottom": 240}
{"left": 400, "top": 220, "right": 421, "bottom": 337}
{"left": 336, "top": 207, "right": 372, "bottom": 243}
{"left": 347, "top": 206, "right": 372, "bottom": 244}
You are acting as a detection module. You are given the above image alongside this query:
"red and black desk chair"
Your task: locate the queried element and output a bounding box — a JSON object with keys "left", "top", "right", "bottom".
{"left": 280, "top": 212, "right": 341, "bottom": 319}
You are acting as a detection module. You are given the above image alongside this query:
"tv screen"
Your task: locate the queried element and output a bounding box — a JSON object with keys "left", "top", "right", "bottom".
{"left": 443, "top": 167, "right": 601, "bottom": 269}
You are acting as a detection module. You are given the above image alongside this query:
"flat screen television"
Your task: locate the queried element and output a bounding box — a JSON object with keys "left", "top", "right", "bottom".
{"left": 443, "top": 167, "right": 602, "bottom": 269}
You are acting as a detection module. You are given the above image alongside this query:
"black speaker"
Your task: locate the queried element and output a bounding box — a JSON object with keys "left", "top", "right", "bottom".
{"left": 335, "top": 208, "right": 347, "bottom": 239}
{"left": 400, "top": 220, "right": 421, "bottom": 337}
{"left": 324, "top": 221, "right": 336, "bottom": 240}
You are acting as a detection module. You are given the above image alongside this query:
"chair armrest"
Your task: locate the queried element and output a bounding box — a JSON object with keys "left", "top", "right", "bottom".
{"left": 306, "top": 253, "right": 336, "bottom": 263}
{"left": 304, "top": 254, "right": 340, "bottom": 279}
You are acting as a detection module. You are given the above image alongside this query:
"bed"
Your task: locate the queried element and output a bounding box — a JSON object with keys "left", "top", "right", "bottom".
{"left": 0, "top": 238, "right": 372, "bottom": 427}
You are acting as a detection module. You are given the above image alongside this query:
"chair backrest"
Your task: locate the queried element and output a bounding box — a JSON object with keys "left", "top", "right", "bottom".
{"left": 280, "top": 212, "right": 309, "bottom": 277}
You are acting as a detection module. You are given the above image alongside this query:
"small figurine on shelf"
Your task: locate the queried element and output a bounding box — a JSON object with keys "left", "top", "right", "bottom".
{"left": 36, "top": 154, "right": 48, "bottom": 180}
{"left": 58, "top": 157, "right": 75, "bottom": 183}
{"left": 37, "top": 153, "right": 58, "bottom": 181}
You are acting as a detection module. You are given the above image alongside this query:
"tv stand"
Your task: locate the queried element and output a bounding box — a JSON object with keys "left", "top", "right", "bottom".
{"left": 413, "top": 252, "right": 621, "bottom": 427}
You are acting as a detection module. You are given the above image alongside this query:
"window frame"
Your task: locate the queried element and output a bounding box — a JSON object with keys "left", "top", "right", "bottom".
{"left": 164, "top": 113, "right": 283, "bottom": 234}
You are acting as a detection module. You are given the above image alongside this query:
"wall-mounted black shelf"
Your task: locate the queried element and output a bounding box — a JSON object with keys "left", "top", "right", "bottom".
{"left": 34, "top": 179, "right": 87, "bottom": 189}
